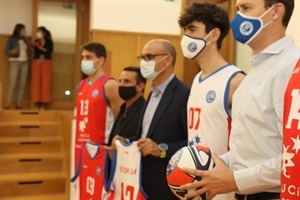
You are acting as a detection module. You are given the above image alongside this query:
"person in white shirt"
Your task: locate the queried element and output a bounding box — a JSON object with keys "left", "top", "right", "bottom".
{"left": 4, "top": 23, "right": 30, "bottom": 109}
{"left": 179, "top": 0, "right": 300, "bottom": 200}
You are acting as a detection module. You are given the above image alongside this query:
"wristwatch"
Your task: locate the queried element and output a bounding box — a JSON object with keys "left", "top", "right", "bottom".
{"left": 158, "top": 143, "right": 168, "bottom": 158}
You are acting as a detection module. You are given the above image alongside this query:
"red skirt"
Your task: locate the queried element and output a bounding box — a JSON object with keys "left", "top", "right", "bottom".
{"left": 31, "top": 59, "right": 52, "bottom": 103}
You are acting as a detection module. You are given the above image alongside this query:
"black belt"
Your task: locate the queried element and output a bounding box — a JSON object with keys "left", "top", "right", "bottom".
{"left": 235, "top": 192, "right": 280, "bottom": 200}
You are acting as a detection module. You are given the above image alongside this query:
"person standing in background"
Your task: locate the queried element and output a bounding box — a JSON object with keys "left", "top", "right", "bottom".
{"left": 107, "top": 66, "right": 146, "bottom": 147}
{"left": 31, "top": 26, "right": 53, "bottom": 110}
{"left": 4, "top": 23, "right": 30, "bottom": 109}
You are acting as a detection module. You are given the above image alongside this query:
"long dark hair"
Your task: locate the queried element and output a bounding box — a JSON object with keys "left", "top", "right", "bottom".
{"left": 12, "top": 23, "right": 25, "bottom": 38}
{"left": 38, "top": 26, "right": 53, "bottom": 42}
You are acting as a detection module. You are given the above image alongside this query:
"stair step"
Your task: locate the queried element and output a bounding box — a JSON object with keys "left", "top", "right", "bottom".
{"left": 0, "top": 110, "right": 59, "bottom": 123}
{"left": 0, "top": 172, "right": 66, "bottom": 181}
{"left": 0, "top": 137, "right": 61, "bottom": 154}
{"left": 0, "top": 124, "right": 60, "bottom": 137}
{"left": 0, "top": 136, "right": 61, "bottom": 142}
{"left": 0, "top": 172, "right": 66, "bottom": 198}
{"left": 0, "top": 121, "right": 59, "bottom": 126}
{"left": 0, "top": 193, "right": 68, "bottom": 200}
{"left": 0, "top": 153, "right": 64, "bottom": 174}
{"left": 0, "top": 152, "right": 63, "bottom": 159}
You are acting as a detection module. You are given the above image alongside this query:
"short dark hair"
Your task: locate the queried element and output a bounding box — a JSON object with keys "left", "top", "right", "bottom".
{"left": 12, "top": 23, "right": 25, "bottom": 38}
{"left": 263, "top": 0, "right": 294, "bottom": 27}
{"left": 123, "top": 66, "right": 146, "bottom": 84}
{"left": 81, "top": 42, "right": 107, "bottom": 58}
{"left": 178, "top": 2, "right": 230, "bottom": 49}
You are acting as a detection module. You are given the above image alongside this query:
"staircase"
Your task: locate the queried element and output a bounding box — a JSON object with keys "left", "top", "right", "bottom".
{"left": 0, "top": 110, "right": 72, "bottom": 200}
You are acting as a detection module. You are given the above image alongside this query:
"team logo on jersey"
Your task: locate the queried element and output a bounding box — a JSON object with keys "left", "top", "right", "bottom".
{"left": 206, "top": 90, "right": 216, "bottom": 103}
{"left": 96, "top": 166, "right": 101, "bottom": 176}
{"left": 92, "top": 89, "right": 99, "bottom": 97}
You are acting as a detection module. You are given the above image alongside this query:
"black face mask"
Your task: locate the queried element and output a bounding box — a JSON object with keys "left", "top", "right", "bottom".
{"left": 118, "top": 86, "right": 137, "bottom": 100}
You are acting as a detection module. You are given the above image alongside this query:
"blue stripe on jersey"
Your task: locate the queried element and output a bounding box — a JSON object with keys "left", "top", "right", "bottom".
{"left": 70, "top": 149, "right": 83, "bottom": 182}
{"left": 199, "top": 64, "right": 233, "bottom": 83}
{"left": 223, "top": 71, "right": 243, "bottom": 118}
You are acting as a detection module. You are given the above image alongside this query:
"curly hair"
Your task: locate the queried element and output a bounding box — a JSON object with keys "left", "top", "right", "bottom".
{"left": 178, "top": 2, "right": 230, "bottom": 49}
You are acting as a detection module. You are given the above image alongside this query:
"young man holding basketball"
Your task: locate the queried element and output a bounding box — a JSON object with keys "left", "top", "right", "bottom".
{"left": 180, "top": 0, "right": 299, "bottom": 199}
{"left": 178, "top": 3, "right": 245, "bottom": 199}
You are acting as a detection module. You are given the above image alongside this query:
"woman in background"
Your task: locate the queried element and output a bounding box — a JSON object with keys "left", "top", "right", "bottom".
{"left": 31, "top": 26, "right": 53, "bottom": 110}
{"left": 4, "top": 23, "right": 30, "bottom": 109}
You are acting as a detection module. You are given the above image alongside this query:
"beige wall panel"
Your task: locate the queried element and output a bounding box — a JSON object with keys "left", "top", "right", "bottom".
{"left": 91, "top": 30, "right": 139, "bottom": 80}
{"left": 90, "top": 30, "right": 184, "bottom": 96}
{"left": 90, "top": 30, "right": 184, "bottom": 80}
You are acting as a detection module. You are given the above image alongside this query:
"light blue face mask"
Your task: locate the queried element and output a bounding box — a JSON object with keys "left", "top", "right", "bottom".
{"left": 140, "top": 56, "right": 167, "bottom": 80}
{"left": 81, "top": 59, "right": 98, "bottom": 76}
{"left": 230, "top": 5, "right": 274, "bottom": 44}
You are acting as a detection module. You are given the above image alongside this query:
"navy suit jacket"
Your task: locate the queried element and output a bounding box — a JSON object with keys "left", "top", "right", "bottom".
{"left": 135, "top": 76, "right": 190, "bottom": 200}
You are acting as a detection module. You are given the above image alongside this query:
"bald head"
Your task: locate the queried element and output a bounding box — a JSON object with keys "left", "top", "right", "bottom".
{"left": 144, "top": 39, "right": 177, "bottom": 66}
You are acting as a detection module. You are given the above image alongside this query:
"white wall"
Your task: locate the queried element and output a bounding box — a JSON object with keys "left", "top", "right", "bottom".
{"left": 235, "top": 0, "right": 300, "bottom": 73}
{"left": 0, "top": 0, "right": 298, "bottom": 70}
{"left": 90, "top": 0, "right": 181, "bottom": 35}
{"left": 0, "top": 0, "right": 32, "bottom": 35}
{"left": 38, "top": 1, "right": 76, "bottom": 44}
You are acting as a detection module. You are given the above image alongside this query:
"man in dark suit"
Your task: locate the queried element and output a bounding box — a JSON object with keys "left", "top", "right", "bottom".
{"left": 111, "top": 39, "right": 189, "bottom": 199}
{"left": 135, "top": 39, "right": 189, "bottom": 199}
{"left": 107, "top": 66, "right": 146, "bottom": 146}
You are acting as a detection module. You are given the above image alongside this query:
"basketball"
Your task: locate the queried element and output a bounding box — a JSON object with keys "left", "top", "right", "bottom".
{"left": 166, "top": 145, "right": 214, "bottom": 200}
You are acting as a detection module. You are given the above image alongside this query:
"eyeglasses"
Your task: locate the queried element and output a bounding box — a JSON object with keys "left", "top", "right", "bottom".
{"left": 137, "top": 53, "right": 168, "bottom": 62}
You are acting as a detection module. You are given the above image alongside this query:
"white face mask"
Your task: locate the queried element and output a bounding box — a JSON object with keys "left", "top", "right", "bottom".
{"left": 180, "top": 31, "right": 212, "bottom": 59}
{"left": 140, "top": 56, "right": 167, "bottom": 80}
{"left": 81, "top": 59, "right": 98, "bottom": 76}
{"left": 36, "top": 32, "right": 42, "bottom": 39}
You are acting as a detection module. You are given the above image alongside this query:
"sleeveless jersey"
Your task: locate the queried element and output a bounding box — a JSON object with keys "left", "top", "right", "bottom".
{"left": 74, "top": 74, "right": 114, "bottom": 168}
{"left": 71, "top": 142, "right": 109, "bottom": 200}
{"left": 108, "top": 140, "right": 147, "bottom": 200}
{"left": 281, "top": 59, "right": 300, "bottom": 200}
{"left": 187, "top": 64, "right": 242, "bottom": 156}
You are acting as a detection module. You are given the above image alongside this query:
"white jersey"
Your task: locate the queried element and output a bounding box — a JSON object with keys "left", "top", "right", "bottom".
{"left": 188, "top": 64, "right": 242, "bottom": 156}
{"left": 108, "top": 140, "right": 147, "bottom": 200}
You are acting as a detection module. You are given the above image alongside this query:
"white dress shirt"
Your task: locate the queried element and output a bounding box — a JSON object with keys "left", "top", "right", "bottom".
{"left": 222, "top": 36, "right": 300, "bottom": 194}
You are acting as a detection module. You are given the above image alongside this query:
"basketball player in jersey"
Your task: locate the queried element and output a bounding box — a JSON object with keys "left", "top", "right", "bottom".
{"left": 179, "top": 3, "right": 245, "bottom": 157}
{"left": 281, "top": 59, "right": 300, "bottom": 199}
{"left": 178, "top": 3, "right": 245, "bottom": 199}
{"left": 108, "top": 140, "right": 148, "bottom": 200}
{"left": 71, "top": 142, "right": 109, "bottom": 200}
{"left": 74, "top": 42, "right": 123, "bottom": 169}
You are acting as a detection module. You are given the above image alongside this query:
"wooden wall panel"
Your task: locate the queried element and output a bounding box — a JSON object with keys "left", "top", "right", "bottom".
{"left": 91, "top": 30, "right": 185, "bottom": 79}
{"left": 90, "top": 30, "right": 184, "bottom": 95}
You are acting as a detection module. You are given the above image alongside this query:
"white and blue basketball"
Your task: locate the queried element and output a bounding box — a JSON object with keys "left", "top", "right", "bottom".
{"left": 166, "top": 145, "right": 214, "bottom": 200}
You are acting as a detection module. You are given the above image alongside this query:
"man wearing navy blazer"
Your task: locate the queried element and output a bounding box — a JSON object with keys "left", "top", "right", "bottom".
{"left": 111, "top": 39, "right": 189, "bottom": 199}
{"left": 136, "top": 39, "right": 189, "bottom": 199}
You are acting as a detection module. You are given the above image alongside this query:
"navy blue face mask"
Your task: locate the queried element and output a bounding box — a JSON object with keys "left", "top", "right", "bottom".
{"left": 230, "top": 5, "right": 274, "bottom": 44}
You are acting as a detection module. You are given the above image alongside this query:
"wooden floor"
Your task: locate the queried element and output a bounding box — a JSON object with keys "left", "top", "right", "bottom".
{"left": 0, "top": 109, "right": 73, "bottom": 200}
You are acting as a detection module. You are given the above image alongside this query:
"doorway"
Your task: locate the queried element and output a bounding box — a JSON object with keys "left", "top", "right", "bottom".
{"left": 32, "top": 0, "right": 90, "bottom": 110}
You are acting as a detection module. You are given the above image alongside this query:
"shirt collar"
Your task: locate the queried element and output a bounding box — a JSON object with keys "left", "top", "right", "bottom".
{"left": 249, "top": 36, "right": 294, "bottom": 67}
{"left": 150, "top": 73, "right": 174, "bottom": 94}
